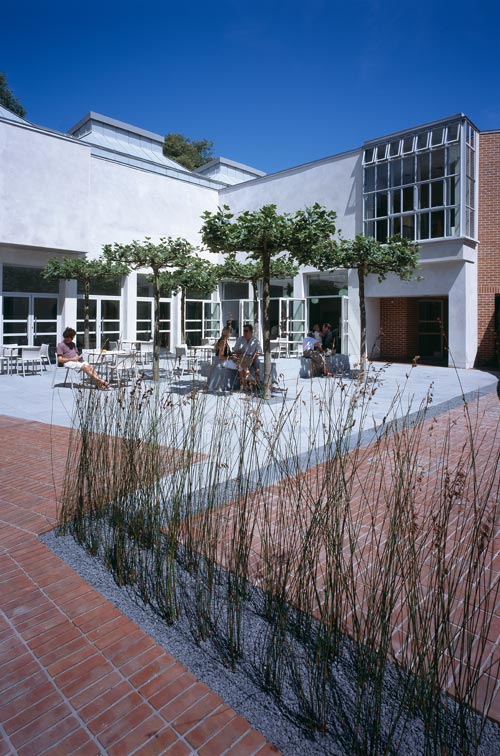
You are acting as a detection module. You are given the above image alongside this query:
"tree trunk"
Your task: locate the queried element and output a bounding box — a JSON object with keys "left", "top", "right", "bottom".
{"left": 262, "top": 248, "right": 271, "bottom": 399}
{"left": 153, "top": 269, "right": 160, "bottom": 381}
{"left": 83, "top": 280, "right": 90, "bottom": 350}
{"left": 358, "top": 266, "right": 367, "bottom": 378}
{"left": 181, "top": 288, "right": 186, "bottom": 344}
{"left": 252, "top": 279, "right": 259, "bottom": 330}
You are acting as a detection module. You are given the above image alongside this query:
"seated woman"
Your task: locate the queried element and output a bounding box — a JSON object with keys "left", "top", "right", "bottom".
{"left": 206, "top": 327, "right": 235, "bottom": 391}
{"left": 57, "top": 327, "right": 111, "bottom": 390}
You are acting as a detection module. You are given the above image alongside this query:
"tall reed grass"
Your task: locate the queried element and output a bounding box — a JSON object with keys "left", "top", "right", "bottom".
{"left": 57, "top": 368, "right": 500, "bottom": 754}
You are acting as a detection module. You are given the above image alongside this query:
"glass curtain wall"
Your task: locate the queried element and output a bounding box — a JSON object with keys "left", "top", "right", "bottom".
{"left": 363, "top": 118, "right": 477, "bottom": 243}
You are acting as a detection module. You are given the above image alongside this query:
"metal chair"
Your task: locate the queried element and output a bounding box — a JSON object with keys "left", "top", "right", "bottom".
{"left": 40, "top": 343, "right": 52, "bottom": 369}
{"left": 18, "top": 346, "right": 44, "bottom": 376}
{"left": 108, "top": 353, "right": 138, "bottom": 386}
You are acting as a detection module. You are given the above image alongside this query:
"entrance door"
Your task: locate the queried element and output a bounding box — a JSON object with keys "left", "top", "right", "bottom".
{"left": 418, "top": 299, "right": 446, "bottom": 362}
{"left": 185, "top": 300, "right": 220, "bottom": 346}
{"left": 136, "top": 299, "right": 171, "bottom": 347}
{"left": 2, "top": 294, "right": 58, "bottom": 347}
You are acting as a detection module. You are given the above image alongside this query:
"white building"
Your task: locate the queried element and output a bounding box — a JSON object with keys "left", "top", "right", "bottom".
{"left": 1, "top": 104, "right": 495, "bottom": 369}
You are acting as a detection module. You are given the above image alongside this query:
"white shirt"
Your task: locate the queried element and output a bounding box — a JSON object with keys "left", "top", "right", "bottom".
{"left": 233, "top": 334, "right": 262, "bottom": 357}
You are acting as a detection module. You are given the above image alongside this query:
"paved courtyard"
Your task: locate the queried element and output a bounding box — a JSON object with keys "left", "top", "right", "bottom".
{"left": 0, "top": 358, "right": 499, "bottom": 754}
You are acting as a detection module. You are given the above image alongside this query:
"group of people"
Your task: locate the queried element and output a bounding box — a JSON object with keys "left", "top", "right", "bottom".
{"left": 302, "top": 322, "right": 336, "bottom": 377}
{"left": 209, "top": 323, "right": 262, "bottom": 391}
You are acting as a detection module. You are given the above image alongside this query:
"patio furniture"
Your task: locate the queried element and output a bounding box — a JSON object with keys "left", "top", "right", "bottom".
{"left": 108, "top": 353, "right": 138, "bottom": 386}
{"left": 40, "top": 343, "right": 53, "bottom": 369}
{"left": 18, "top": 346, "right": 44, "bottom": 376}
{"left": 0, "top": 345, "right": 19, "bottom": 375}
{"left": 175, "top": 345, "right": 198, "bottom": 376}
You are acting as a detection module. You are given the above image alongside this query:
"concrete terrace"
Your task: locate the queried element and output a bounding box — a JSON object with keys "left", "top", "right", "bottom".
{"left": 0, "top": 358, "right": 499, "bottom": 755}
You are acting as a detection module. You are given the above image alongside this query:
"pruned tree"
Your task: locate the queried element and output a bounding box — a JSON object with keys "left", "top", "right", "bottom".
{"left": 163, "top": 133, "right": 214, "bottom": 171}
{"left": 102, "top": 237, "right": 194, "bottom": 379}
{"left": 201, "top": 203, "right": 337, "bottom": 397}
{"left": 42, "top": 257, "right": 127, "bottom": 350}
{"left": 0, "top": 72, "right": 26, "bottom": 117}
{"left": 300, "top": 233, "right": 420, "bottom": 372}
{"left": 159, "top": 255, "right": 220, "bottom": 343}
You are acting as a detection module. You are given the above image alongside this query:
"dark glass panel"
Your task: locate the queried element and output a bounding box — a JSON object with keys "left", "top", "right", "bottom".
{"left": 416, "top": 132, "right": 429, "bottom": 150}
{"left": 402, "top": 215, "right": 415, "bottom": 239}
{"left": 136, "top": 301, "right": 151, "bottom": 320}
{"left": 364, "top": 165, "right": 376, "bottom": 192}
{"left": 417, "top": 153, "right": 430, "bottom": 182}
{"left": 364, "top": 147, "right": 375, "bottom": 164}
{"left": 389, "top": 140, "right": 400, "bottom": 157}
{"left": 431, "top": 148, "right": 445, "bottom": 179}
{"left": 77, "top": 299, "right": 97, "bottom": 318}
{"left": 365, "top": 194, "right": 375, "bottom": 219}
{"left": 390, "top": 159, "right": 402, "bottom": 187}
{"left": 376, "top": 192, "right": 388, "bottom": 217}
{"left": 3, "top": 296, "right": 29, "bottom": 319}
{"left": 447, "top": 143, "right": 460, "bottom": 175}
{"left": 376, "top": 219, "right": 387, "bottom": 243}
{"left": 365, "top": 220, "right": 375, "bottom": 238}
{"left": 402, "top": 156, "right": 414, "bottom": 184}
{"left": 419, "top": 184, "right": 429, "bottom": 209}
{"left": 376, "top": 163, "right": 388, "bottom": 190}
{"left": 446, "top": 123, "right": 459, "bottom": 142}
{"left": 78, "top": 278, "right": 121, "bottom": 296}
{"left": 3, "top": 266, "right": 58, "bottom": 294}
{"left": 392, "top": 190, "right": 401, "bottom": 213}
{"left": 419, "top": 213, "right": 430, "bottom": 240}
{"left": 403, "top": 187, "right": 414, "bottom": 212}
{"left": 430, "top": 210, "right": 445, "bottom": 238}
{"left": 223, "top": 282, "right": 248, "bottom": 299}
{"left": 391, "top": 216, "right": 401, "bottom": 236}
{"left": 137, "top": 274, "right": 153, "bottom": 297}
{"left": 431, "top": 181, "right": 444, "bottom": 207}
{"left": 402, "top": 136, "right": 414, "bottom": 153}
{"left": 431, "top": 128, "right": 444, "bottom": 146}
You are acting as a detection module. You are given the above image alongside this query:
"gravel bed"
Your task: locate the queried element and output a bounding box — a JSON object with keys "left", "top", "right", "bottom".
{"left": 41, "top": 529, "right": 500, "bottom": 756}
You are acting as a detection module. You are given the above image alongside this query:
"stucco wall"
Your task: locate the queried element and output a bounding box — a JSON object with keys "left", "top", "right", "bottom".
{"left": 220, "top": 150, "right": 362, "bottom": 239}
{"left": 0, "top": 121, "right": 91, "bottom": 253}
{"left": 87, "top": 158, "right": 220, "bottom": 255}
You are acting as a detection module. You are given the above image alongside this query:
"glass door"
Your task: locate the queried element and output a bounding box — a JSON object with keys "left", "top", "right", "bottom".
{"left": 204, "top": 302, "right": 221, "bottom": 342}
{"left": 136, "top": 299, "right": 171, "bottom": 347}
{"left": 279, "top": 298, "right": 306, "bottom": 354}
{"left": 418, "top": 299, "right": 446, "bottom": 362}
{"left": 2, "top": 294, "right": 58, "bottom": 348}
{"left": 77, "top": 296, "right": 120, "bottom": 349}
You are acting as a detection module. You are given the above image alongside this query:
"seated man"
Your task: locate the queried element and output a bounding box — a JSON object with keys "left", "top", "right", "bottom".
{"left": 321, "top": 322, "right": 335, "bottom": 353}
{"left": 232, "top": 323, "right": 262, "bottom": 388}
{"left": 57, "top": 327, "right": 110, "bottom": 390}
{"left": 302, "top": 331, "right": 332, "bottom": 377}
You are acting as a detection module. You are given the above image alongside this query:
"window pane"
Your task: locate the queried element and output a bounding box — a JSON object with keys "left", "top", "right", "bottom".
{"left": 392, "top": 190, "right": 401, "bottom": 213}
{"left": 3, "top": 266, "right": 58, "bottom": 294}
{"left": 419, "top": 213, "right": 430, "bottom": 240}
{"left": 376, "top": 192, "right": 388, "bottom": 217}
{"left": 431, "top": 148, "right": 445, "bottom": 179}
{"left": 419, "top": 184, "right": 429, "bottom": 209}
{"left": 446, "top": 123, "right": 459, "bottom": 142}
{"left": 431, "top": 180, "right": 444, "bottom": 207}
{"left": 364, "top": 147, "right": 375, "bottom": 164}
{"left": 376, "top": 219, "right": 387, "bottom": 243}
{"left": 447, "top": 143, "right": 460, "bottom": 175}
{"left": 431, "top": 210, "right": 445, "bottom": 238}
{"left": 402, "top": 156, "right": 414, "bottom": 184}
{"left": 446, "top": 208, "right": 458, "bottom": 236}
{"left": 390, "top": 159, "right": 402, "bottom": 187}
{"left": 402, "top": 136, "right": 414, "bottom": 153}
{"left": 137, "top": 301, "right": 151, "bottom": 319}
{"left": 402, "top": 215, "right": 414, "bottom": 239}
{"left": 364, "top": 194, "right": 375, "bottom": 219}
{"left": 376, "top": 163, "right": 388, "bottom": 190}
{"left": 365, "top": 220, "right": 375, "bottom": 238}
{"left": 364, "top": 165, "right": 376, "bottom": 192}
{"left": 375, "top": 144, "right": 387, "bottom": 161}
{"left": 137, "top": 274, "right": 153, "bottom": 297}
{"left": 417, "top": 153, "right": 430, "bottom": 182}
{"left": 416, "top": 132, "right": 429, "bottom": 150}
{"left": 391, "top": 216, "right": 401, "bottom": 236}
{"left": 389, "top": 140, "right": 400, "bottom": 157}
{"left": 431, "top": 128, "right": 444, "bottom": 146}
{"left": 403, "top": 186, "right": 414, "bottom": 212}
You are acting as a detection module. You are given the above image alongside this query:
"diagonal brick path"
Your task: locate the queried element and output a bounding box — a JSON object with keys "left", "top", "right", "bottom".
{"left": 0, "top": 416, "right": 279, "bottom": 756}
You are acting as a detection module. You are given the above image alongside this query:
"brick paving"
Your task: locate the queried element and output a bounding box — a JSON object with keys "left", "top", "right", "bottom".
{"left": 0, "top": 415, "right": 279, "bottom": 756}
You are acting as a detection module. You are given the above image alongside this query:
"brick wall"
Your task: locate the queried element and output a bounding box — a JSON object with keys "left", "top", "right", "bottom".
{"left": 477, "top": 131, "right": 500, "bottom": 366}
{"left": 379, "top": 298, "right": 419, "bottom": 362}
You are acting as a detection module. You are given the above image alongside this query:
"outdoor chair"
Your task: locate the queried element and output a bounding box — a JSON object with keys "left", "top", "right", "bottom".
{"left": 0, "top": 345, "right": 19, "bottom": 375}
{"left": 40, "top": 343, "right": 52, "bottom": 369}
{"left": 108, "top": 353, "right": 138, "bottom": 386}
{"left": 175, "top": 345, "right": 197, "bottom": 376}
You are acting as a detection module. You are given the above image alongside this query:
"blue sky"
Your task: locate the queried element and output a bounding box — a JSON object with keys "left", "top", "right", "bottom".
{"left": 3, "top": 0, "right": 500, "bottom": 174}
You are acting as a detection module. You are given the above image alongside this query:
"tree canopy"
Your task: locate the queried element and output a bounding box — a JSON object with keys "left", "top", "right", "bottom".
{"left": 0, "top": 72, "right": 26, "bottom": 117}
{"left": 201, "top": 203, "right": 337, "bottom": 396}
{"left": 163, "top": 133, "right": 214, "bottom": 171}
{"left": 42, "top": 256, "right": 127, "bottom": 349}
{"left": 103, "top": 237, "right": 195, "bottom": 379}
